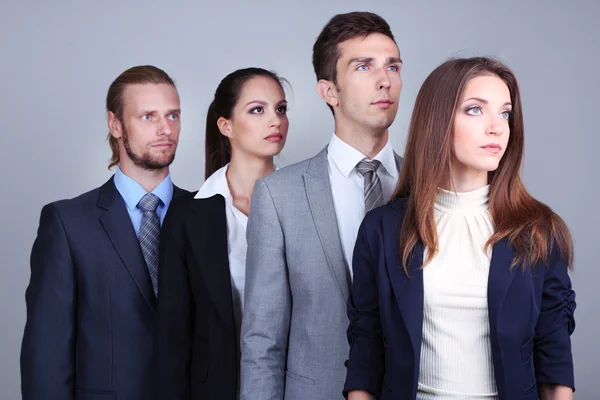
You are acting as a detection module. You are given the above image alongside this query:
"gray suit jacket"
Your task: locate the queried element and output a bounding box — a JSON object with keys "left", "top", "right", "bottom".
{"left": 240, "top": 146, "right": 403, "bottom": 400}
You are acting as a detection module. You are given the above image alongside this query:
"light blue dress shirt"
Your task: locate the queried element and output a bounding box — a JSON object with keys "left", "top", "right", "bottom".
{"left": 113, "top": 166, "right": 174, "bottom": 237}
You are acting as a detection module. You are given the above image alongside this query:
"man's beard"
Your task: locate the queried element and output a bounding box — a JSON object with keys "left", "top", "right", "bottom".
{"left": 122, "top": 125, "right": 176, "bottom": 170}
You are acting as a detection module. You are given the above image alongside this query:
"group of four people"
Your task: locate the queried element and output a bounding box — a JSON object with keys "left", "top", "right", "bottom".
{"left": 20, "top": 11, "right": 576, "bottom": 400}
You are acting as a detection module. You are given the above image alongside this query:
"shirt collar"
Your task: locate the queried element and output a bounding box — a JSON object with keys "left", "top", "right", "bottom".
{"left": 114, "top": 165, "right": 173, "bottom": 211}
{"left": 327, "top": 133, "right": 398, "bottom": 179}
{"left": 195, "top": 164, "right": 232, "bottom": 202}
{"left": 195, "top": 163, "right": 280, "bottom": 202}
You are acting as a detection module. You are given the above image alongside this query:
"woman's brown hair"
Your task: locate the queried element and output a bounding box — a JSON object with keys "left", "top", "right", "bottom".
{"left": 393, "top": 56, "right": 573, "bottom": 274}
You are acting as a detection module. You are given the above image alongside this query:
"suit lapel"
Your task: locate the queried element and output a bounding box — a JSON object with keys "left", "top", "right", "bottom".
{"left": 487, "top": 238, "right": 517, "bottom": 334}
{"left": 97, "top": 177, "right": 156, "bottom": 310}
{"left": 304, "top": 148, "right": 351, "bottom": 301}
{"left": 393, "top": 151, "right": 403, "bottom": 174}
{"left": 486, "top": 238, "right": 517, "bottom": 395}
{"left": 186, "top": 195, "right": 234, "bottom": 327}
{"left": 384, "top": 218, "right": 424, "bottom": 360}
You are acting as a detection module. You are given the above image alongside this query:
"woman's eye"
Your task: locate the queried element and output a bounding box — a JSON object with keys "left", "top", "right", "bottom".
{"left": 500, "top": 110, "right": 512, "bottom": 120}
{"left": 250, "top": 107, "right": 263, "bottom": 114}
{"left": 466, "top": 106, "right": 482, "bottom": 116}
{"left": 277, "top": 106, "right": 287, "bottom": 114}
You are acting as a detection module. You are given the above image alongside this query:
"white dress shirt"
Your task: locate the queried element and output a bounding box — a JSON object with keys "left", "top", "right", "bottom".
{"left": 194, "top": 164, "right": 247, "bottom": 341}
{"left": 327, "top": 133, "right": 399, "bottom": 277}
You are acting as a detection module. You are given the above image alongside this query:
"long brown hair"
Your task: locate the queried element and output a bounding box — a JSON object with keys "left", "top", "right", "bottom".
{"left": 393, "top": 56, "right": 573, "bottom": 274}
{"left": 105, "top": 65, "right": 176, "bottom": 169}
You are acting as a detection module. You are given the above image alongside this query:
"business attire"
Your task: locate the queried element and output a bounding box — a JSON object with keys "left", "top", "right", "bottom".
{"left": 240, "top": 134, "right": 403, "bottom": 400}
{"left": 154, "top": 164, "right": 243, "bottom": 400}
{"left": 343, "top": 188, "right": 576, "bottom": 400}
{"left": 21, "top": 167, "right": 188, "bottom": 400}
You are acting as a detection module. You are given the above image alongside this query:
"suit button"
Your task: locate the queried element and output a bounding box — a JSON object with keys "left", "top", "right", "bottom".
{"left": 344, "top": 359, "right": 349, "bottom": 368}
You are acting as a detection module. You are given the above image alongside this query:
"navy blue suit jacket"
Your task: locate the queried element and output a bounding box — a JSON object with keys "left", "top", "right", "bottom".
{"left": 20, "top": 177, "right": 188, "bottom": 400}
{"left": 343, "top": 198, "right": 576, "bottom": 400}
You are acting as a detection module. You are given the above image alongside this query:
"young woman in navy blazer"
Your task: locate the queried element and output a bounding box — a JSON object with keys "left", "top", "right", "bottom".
{"left": 344, "top": 57, "right": 575, "bottom": 400}
{"left": 153, "top": 67, "right": 289, "bottom": 400}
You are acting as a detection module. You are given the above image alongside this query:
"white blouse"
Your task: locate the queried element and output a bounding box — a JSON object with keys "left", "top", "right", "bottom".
{"left": 417, "top": 185, "right": 498, "bottom": 399}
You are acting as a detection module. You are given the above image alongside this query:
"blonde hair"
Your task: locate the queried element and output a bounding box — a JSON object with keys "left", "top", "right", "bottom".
{"left": 105, "top": 65, "right": 175, "bottom": 169}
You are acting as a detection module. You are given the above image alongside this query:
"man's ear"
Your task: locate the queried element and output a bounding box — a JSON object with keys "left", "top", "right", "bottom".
{"left": 108, "top": 111, "right": 123, "bottom": 139}
{"left": 317, "top": 79, "right": 340, "bottom": 108}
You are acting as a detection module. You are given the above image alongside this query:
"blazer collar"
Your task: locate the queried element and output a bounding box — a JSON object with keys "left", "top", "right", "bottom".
{"left": 97, "top": 177, "right": 156, "bottom": 310}
{"left": 304, "top": 147, "right": 351, "bottom": 300}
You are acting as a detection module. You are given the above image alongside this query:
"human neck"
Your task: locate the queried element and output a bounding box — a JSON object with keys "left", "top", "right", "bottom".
{"left": 119, "top": 158, "right": 169, "bottom": 193}
{"left": 334, "top": 121, "right": 389, "bottom": 159}
{"left": 226, "top": 153, "right": 275, "bottom": 201}
{"left": 443, "top": 165, "right": 488, "bottom": 193}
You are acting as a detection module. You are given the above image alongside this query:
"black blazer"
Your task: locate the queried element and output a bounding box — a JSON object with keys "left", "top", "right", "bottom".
{"left": 154, "top": 193, "right": 238, "bottom": 400}
{"left": 21, "top": 177, "right": 188, "bottom": 400}
{"left": 344, "top": 198, "right": 576, "bottom": 400}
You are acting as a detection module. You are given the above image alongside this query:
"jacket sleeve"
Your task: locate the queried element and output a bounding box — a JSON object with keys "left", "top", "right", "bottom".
{"left": 343, "top": 220, "right": 384, "bottom": 398}
{"left": 534, "top": 248, "right": 576, "bottom": 391}
{"left": 154, "top": 199, "right": 194, "bottom": 400}
{"left": 240, "top": 178, "right": 291, "bottom": 400}
{"left": 21, "top": 204, "right": 76, "bottom": 400}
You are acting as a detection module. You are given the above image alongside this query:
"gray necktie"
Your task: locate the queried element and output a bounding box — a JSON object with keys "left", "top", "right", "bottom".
{"left": 356, "top": 159, "right": 384, "bottom": 213}
{"left": 137, "top": 193, "right": 161, "bottom": 296}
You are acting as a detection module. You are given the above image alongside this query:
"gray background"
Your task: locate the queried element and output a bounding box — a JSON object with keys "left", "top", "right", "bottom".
{"left": 1, "top": 1, "right": 598, "bottom": 398}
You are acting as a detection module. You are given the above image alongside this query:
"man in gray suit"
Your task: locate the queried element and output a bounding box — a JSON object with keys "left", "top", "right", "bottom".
{"left": 240, "top": 11, "right": 403, "bottom": 400}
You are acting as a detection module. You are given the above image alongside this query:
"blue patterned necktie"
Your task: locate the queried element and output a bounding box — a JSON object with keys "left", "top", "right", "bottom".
{"left": 137, "top": 193, "right": 161, "bottom": 296}
{"left": 356, "top": 159, "right": 384, "bottom": 213}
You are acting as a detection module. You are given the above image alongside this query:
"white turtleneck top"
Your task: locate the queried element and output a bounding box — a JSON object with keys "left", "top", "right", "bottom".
{"left": 416, "top": 185, "right": 499, "bottom": 399}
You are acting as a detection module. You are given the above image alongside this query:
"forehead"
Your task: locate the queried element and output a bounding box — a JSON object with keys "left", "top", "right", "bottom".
{"left": 461, "top": 75, "right": 510, "bottom": 101}
{"left": 235, "top": 76, "right": 285, "bottom": 104}
{"left": 121, "top": 83, "right": 180, "bottom": 112}
{"left": 338, "top": 33, "right": 400, "bottom": 61}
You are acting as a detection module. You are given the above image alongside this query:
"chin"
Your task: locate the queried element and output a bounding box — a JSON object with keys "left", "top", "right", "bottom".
{"left": 269, "top": 140, "right": 287, "bottom": 151}
{"left": 481, "top": 163, "right": 501, "bottom": 172}
{"left": 265, "top": 149, "right": 284, "bottom": 158}
{"left": 255, "top": 148, "right": 282, "bottom": 159}
{"left": 151, "top": 154, "right": 176, "bottom": 168}
{"left": 367, "top": 119, "right": 393, "bottom": 132}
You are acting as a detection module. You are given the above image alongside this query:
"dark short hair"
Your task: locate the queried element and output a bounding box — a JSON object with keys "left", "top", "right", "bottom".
{"left": 312, "top": 11, "right": 396, "bottom": 85}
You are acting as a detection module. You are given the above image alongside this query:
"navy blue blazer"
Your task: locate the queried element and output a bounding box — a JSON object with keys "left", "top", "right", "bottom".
{"left": 343, "top": 198, "right": 575, "bottom": 400}
{"left": 20, "top": 177, "right": 188, "bottom": 400}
